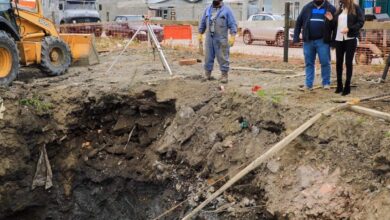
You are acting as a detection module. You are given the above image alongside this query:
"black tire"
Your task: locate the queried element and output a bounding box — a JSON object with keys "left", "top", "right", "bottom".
{"left": 276, "top": 33, "right": 284, "bottom": 47}
{"left": 243, "top": 31, "right": 253, "bottom": 45}
{"left": 40, "top": 36, "right": 72, "bottom": 76}
{"left": 0, "top": 30, "right": 19, "bottom": 86}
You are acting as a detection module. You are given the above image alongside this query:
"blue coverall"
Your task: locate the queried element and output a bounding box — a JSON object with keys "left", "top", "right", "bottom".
{"left": 199, "top": 4, "right": 237, "bottom": 74}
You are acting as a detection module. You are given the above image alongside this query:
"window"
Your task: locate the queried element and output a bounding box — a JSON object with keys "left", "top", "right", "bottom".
{"left": 0, "top": 0, "right": 10, "bottom": 11}
{"left": 264, "top": 16, "right": 273, "bottom": 21}
{"left": 65, "top": 1, "right": 96, "bottom": 10}
{"left": 272, "top": 15, "right": 284, "bottom": 20}
{"left": 257, "top": 15, "right": 265, "bottom": 20}
{"left": 126, "top": 16, "right": 143, "bottom": 21}
{"left": 115, "top": 16, "right": 125, "bottom": 22}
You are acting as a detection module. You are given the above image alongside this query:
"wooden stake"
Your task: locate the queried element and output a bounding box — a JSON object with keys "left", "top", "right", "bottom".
{"left": 349, "top": 106, "right": 390, "bottom": 122}
{"left": 182, "top": 103, "right": 350, "bottom": 220}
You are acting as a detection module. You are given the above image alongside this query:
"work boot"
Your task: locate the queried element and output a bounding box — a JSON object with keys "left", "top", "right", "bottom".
{"left": 299, "top": 86, "right": 313, "bottom": 92}
{"left": 220, "top": 72, "right": 228, "bottom": 84}
{"left": 204, "top": 71, "right": 212, "bottom": 80}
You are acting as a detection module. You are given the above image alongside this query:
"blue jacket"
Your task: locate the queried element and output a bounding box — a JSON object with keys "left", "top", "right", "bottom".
{"left": 293, "top": 1, "right": 336, "bottom": 43}
{"left": 199, "top": 4, "right": 237, "bottom": 38}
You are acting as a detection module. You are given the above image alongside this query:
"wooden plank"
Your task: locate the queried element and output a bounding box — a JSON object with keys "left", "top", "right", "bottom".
{"left": 182, "top": 103, "right": 351, "bottom": 220}
{"left": 363, "top": 21, "right": 390, "bottom": 30}
{"left": 179, "top": 59, "right": 198, "bottom": 66}
{"left": 349, "top": 106, "right": 390, "bottom": 122}
{"left": 231, "top": 66, "right": 295, "bottom": 74}
{"left": 149, "top": 20, "right": 198, "bottom": 26}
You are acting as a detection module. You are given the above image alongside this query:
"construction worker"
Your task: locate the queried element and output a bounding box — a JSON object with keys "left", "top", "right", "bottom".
{"left": 198, "top": 0, "right": 237, "bottom": 84}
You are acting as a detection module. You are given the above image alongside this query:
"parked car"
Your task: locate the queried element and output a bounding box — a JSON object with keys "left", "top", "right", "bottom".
{"left": 105, "top": 15, "right": 164, "bottom": 42}
{"left": 242, "top": 13, "right": 297, "bottom": 47}
{"left": 58, "top": 0, "right": 103, "bottom": 37}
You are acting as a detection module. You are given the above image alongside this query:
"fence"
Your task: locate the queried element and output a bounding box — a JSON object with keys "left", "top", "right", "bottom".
{"left": 57, "top": 19, "right": 390, "bottom": 66}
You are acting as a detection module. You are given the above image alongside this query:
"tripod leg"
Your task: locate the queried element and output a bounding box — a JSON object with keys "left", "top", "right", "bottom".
{"left": 382, "top": 55, "right": 390, "bottom": 82}
{"left": 105, "top": 25, "right": 143, "bottom": 74}
{"left": 147, "top": 24, "right": 173, "bottom": 76}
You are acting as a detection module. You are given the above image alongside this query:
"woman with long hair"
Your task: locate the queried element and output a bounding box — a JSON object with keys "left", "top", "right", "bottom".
{"left": 325, "top": 0, "right": 364, "bottom": 96}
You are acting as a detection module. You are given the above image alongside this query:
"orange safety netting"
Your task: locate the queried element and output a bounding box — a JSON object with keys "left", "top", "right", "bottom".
{"left": 16, "top": 0, "right": 36, "bottom": 9}
{"left": 163, "top": 25, "right": 192, "bottom": 40}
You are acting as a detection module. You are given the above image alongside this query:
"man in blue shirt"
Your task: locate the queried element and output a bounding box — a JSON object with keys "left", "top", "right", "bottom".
{"left": 199, "top": 0, "right": 237, "bottom": 84}
{"left": 293, "top": 0, "right": 336, "bottom": 91}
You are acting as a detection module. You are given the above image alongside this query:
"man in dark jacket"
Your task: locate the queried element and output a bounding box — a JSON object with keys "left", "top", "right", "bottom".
{"left": 293, "top": 0, "right": 336, "bottom": 91}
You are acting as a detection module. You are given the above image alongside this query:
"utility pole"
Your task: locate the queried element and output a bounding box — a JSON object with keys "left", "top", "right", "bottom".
{"left": 242, "top": 0, "right": 248, "bottom": 21}
{"left": 258, "top": 0, "right": 264, "bottom": 12}
{"left": 283, "top": 2, "right": 290, "bottom": 63}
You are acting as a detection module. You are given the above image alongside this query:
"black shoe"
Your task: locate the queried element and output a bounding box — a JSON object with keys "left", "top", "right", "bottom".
{"left": 341, "top": 87, "right": 350, "bottom": 96}
{"left": 335, "top": 85, "right": 343, "bottom": 94}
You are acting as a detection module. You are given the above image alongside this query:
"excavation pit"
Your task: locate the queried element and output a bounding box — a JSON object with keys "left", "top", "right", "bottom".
{"left": 1, "top": 82, "right": 389, "bottom": 220}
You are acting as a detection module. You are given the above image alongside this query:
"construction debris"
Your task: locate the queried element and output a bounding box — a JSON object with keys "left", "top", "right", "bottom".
{"left": 32, "top": 145, "right": 53, "bottom": 190}
{"left": 182, "top": 103, "right": 351, "bottom": 220}
{"left": 179, "top": 59, "right": 201, "bottom": 66}
{"left": 0, "top": 97, "right": 5, "bottom": 120}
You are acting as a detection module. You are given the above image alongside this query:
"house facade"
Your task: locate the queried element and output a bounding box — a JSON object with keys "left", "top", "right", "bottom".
{"left": 96, "top": 0, "right": 334, "bottom": 22}
{"left": 41, "top": 0, "right": 388, "bottom": 24}
{"left": 98, "top": 0, "right": 148, "bottom": 22}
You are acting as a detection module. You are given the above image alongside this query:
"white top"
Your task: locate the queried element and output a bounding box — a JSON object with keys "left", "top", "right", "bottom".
{"left": 336, "top": 9, "right": 355, "bottom": 41}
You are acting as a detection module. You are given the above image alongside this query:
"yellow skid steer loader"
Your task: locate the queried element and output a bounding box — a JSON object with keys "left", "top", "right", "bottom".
{"left": 0, "top": 0, "right": 99, "bottom": 85}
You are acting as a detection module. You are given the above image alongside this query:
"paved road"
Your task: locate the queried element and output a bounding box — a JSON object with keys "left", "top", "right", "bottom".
{"left": 166, "top": 38, "right": 384, "bottom": 64}
{"left": 231, "top": 39, "right": 305, "bottom": 59}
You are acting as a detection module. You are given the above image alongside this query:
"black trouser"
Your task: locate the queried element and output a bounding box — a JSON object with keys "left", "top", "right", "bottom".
{"left": 335, "top": 39, "right": 357, "bottom": 89}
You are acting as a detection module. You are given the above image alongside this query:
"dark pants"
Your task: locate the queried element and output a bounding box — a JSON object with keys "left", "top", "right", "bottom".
{"left": 335, "top": 39, "right": 357, "bottom": 90}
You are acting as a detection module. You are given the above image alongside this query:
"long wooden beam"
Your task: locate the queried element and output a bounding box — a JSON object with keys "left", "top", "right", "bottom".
{"left": 349, "top": 105, "right": 390, "bottom": 122}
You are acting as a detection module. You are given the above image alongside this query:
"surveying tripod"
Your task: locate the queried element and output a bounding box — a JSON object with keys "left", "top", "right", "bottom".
{"left": 106, "top": 17, "right": 172, "bottom": 75}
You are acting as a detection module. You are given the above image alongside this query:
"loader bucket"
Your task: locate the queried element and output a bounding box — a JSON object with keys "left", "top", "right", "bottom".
{"left": 60, "top": 34, "right": 100, "bottom": 66}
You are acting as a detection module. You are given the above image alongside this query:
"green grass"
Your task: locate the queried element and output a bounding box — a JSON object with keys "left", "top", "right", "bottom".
{"left": 356, "top": 117, "right": 366, "bottom": 126}
{"left": 256, "top": 89, "right": 284, "bottom": 104}
{"left": 20, "top": 95, "right": 53, "bottom": 112}
{"left": 385, "top": 130, "right": 390, "bottom": 138}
